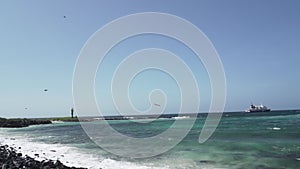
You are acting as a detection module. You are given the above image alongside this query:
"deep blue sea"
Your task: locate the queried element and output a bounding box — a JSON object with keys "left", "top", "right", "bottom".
{"left": 1, "top": 111, "right": 300, "bottom": 169}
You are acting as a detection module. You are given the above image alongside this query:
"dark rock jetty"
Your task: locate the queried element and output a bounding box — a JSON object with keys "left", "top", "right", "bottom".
{"left": 0, "top": 145, "right": 87, "bottom": 169}
{"left": 0, "top": 118, "right": 51, "bottom": 128}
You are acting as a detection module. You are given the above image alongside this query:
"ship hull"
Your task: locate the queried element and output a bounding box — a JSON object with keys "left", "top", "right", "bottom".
{"left": 247, "top": 109, "right": 271, "bottom": 112}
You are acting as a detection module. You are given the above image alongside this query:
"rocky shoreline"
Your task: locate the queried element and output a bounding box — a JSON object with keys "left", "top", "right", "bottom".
{"left": 0, "top": 118, "right": 52, "bottom": 128}
{"left": 0, "top": 144, "right": 87, "bottom": 169}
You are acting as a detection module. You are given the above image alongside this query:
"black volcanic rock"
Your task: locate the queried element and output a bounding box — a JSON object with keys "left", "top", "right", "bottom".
{"left": 0, "top": 145, "right": 87, "bottom": 169}
{"left": 0, "top": 118, "right": 51, "bottom": 128}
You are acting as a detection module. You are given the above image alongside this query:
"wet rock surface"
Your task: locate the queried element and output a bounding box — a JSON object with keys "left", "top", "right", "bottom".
{"left": 0, "top": 145, "right": 87, "bottom": 169}
{"left": 0, "top": 118, "right": 51, "bottom": 128}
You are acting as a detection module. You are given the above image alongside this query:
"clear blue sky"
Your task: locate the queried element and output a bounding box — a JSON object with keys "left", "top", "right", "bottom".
{"left": 0, "top": 0, "right": 299, "bottom": 118}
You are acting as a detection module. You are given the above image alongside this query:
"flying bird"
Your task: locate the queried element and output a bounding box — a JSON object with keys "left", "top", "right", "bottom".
{"left": 154, "top": 103, "right": 161, "bottom": 107}
{"left": 44, "top": 89, "right": 48, "bottom": 92}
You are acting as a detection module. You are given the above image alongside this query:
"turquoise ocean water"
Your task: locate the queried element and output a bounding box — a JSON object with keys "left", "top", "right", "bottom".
{"left": 1, "top": 111, "right": 300, "bottom": 169}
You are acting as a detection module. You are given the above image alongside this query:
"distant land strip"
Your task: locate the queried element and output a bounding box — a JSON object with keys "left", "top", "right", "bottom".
{"left": 1, "top": 109, "right": 299, "bottom": 128}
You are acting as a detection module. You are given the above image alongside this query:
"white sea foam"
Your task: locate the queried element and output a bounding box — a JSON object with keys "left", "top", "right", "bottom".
{"left": 172, "top": 116, "right": 190, "bottom": 120}
{"left": 0, "top": 130, "right": 167, "bottom": 169}
{"left": 272, "top": 127, "right": 281, "bottom": 130}
{"left": 51, "top": 120, "right": 65, "bottom": 123}
{"left": 267, "top": 127, "right": 281, "bottom": 131}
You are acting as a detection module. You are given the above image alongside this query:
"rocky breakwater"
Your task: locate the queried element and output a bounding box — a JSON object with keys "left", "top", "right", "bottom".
{"left": 0, "top": 118, "right": 52, "bottom": 128}
{"left": 0, "top": 145, "right": 87, "bottom": 169}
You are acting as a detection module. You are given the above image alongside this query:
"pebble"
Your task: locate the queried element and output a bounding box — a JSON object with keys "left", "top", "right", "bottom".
{"left": 0, "top": 145, "right": 87, "bottom": 169}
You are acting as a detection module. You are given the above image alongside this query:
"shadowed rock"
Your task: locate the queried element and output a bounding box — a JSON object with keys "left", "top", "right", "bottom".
{"left": 0, "top": 145, "right": 86, "bottom": 169}
{"left": 0, "top": 118, "right": 51, "bottom": 128}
